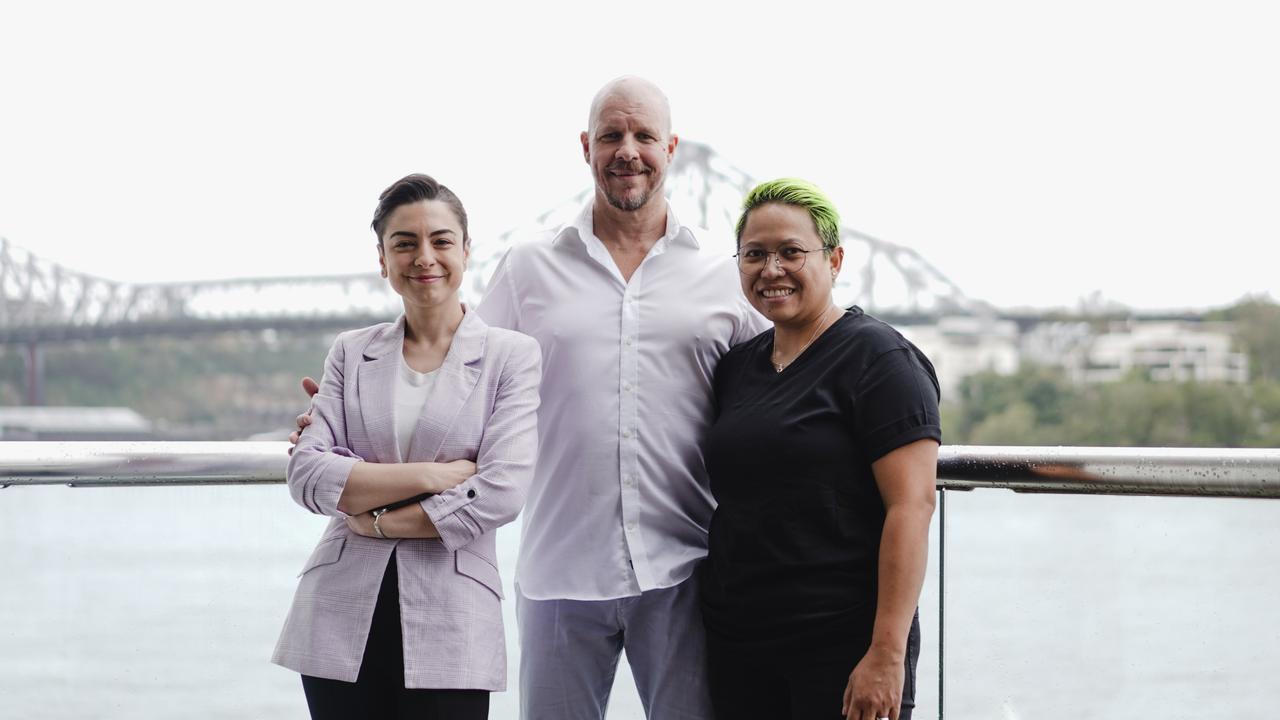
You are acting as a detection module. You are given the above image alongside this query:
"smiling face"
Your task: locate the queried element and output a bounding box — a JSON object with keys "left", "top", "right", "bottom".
{"left": 737, "top": 202, "right": 843, "bottom": 327}
{"left": 377, "top": 199, "right": 469, "bottom": 311}
{"left": 581, "top": 80, "right": 678, "bottom": 212}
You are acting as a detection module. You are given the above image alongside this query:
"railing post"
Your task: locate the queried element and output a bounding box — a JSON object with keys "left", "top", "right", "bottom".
{"left": 25, "top": 340, "right": 44, "bottom": 406}
{"left": 938, "top": 486, "right": 946, "bottom": 720}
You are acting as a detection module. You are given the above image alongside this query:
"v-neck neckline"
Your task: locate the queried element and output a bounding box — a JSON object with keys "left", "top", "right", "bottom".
{"left": 765, "top": 310, "right": 851, "bottom": 377}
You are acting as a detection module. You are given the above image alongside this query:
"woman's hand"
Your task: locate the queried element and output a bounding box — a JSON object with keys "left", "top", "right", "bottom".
{"left": 435, "top": 459, "right": 476, "bottom": 491}
{"left": 345, "top": 511, "right": 378, "bottom": 537}
{"left": 845, "top": 437, "right": 937, "bottom": 719}
{"left": 842, "top": 645, "right": 904, "bottom": 720}
{"left": 286, "top": 377, "right": 320, "bottom": 454}
{"left": 345, "top": 504, "right": 441, "bottom": 539}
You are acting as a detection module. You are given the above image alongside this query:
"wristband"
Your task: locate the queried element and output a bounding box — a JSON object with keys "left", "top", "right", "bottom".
{"left": 371, "top": 508, "right": 390, "bottom": 539}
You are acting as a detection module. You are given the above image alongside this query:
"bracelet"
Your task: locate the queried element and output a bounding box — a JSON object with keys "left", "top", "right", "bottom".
{"left": 372, "top": 508, "right": 390, "bottom": 539}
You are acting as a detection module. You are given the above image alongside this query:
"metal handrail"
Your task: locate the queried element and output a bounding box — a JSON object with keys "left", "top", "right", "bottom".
{"left": 0, "top": 441, "right": 286, "bottom": 487}
{"left": 1, "top": 442, "right": 1277, "bottom": 498}
{"left": 3, "top": 441, "right": 1275, "bottom": 720}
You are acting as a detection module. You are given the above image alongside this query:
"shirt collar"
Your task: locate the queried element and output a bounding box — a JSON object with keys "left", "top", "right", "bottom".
{"left": 552, "top": 200, "right": 700, "bottom": 251}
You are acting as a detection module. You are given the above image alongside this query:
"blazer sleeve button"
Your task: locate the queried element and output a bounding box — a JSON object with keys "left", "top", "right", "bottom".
{"left": 467, "top": 489, "right": 476, "bottom": 499}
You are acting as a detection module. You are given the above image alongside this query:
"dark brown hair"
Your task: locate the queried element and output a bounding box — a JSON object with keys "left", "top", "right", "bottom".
{"left": 371, "top": 173, "right": 470, "bottom": 246}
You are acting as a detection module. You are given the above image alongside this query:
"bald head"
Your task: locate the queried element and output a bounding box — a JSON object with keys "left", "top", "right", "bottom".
{"left": 586, "top": 76, "right": 672, "bottom": 137}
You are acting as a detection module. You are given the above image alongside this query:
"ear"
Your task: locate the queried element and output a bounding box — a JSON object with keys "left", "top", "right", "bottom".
{"left": 828, "top": 246, "right": 844, "bottom": 278}
{"left": 377, "top": 244, "right": 388, "bottom": 278}
{"left": 667, "top": 133, "right": 679, "bottom": 161}
{"left": 580, "top": 130, "right": 591, "bottom": 164}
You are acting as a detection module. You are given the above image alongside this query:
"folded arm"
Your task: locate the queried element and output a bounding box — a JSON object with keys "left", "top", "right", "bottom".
{"left": 285, "top": 337, "right": 475, "bottom": 518}
{"left": 345, "top": 503, "right": 441, "bottom": 539}
{"left": 337, "top": 459, "right": 473, "bottom": 516}
{"left": 420, "top": 335, "right": 541, "bottom": 551}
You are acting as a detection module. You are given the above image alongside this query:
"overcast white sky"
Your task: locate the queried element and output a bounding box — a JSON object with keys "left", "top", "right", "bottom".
{"left": 2, "top": 0, "right": 1277, "bottom": 311}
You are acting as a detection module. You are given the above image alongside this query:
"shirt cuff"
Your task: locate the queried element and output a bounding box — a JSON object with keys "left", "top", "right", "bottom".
{"left": 422, "top": 488, "right": 481, "bottom": 551}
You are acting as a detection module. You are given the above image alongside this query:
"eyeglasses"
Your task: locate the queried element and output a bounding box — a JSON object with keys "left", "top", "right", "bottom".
{"left": 733, "top": 246, "right": 826, "bottom": 275}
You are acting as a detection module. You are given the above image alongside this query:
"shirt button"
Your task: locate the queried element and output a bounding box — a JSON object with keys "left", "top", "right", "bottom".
{"left": 623, "top": 475, "right": 635, "bottom": 487}
{"left": 626, "top": 522, "right": 637, "bottom": 532}
{"left": 625, "top": 337, "right": 634, "bottom": 346}
{"left": 622, "top": 429, "right": 632, "bottom": 439}
{"left": 624, "top": 382, "right": 633, "bottom": 392}
{"left": 467, "top": 489, "right": 476, "bottom": 499}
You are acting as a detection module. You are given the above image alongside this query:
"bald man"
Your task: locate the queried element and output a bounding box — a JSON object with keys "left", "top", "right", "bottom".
{"left": 477, "top": 77, "right": 766, "bottom": 719}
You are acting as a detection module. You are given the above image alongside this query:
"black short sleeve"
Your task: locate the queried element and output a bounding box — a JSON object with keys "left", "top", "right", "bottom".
{"left": 853, "top": 347, "right": 942, "bottom": 463}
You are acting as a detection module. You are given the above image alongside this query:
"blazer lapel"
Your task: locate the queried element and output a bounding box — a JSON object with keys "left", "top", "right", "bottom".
{"left": 407, "top": 310, "right": 486, "bottom": 463}
{"left": 356, "top": 317, "right": 404, "bottom": 464}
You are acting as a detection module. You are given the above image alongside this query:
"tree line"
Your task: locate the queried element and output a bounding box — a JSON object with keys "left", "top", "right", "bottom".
{"left": 3, "top": 297, "right": 1277, "bottom": 446}
{"left": 0, "top": 331, "right": 334, "bottom": 439}
{"left": 945, "top": 296, "right": 1280, "bottom": 447}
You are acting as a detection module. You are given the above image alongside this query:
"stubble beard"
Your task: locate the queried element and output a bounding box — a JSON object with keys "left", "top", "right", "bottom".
{"left": 606, "top": 189, "right": 649, "bottom": 212}
{"left": 602, "top": 170, "right": 664, "bottom": 213}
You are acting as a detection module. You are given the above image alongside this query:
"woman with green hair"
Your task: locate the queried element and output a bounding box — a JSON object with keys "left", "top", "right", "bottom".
{"left": 700, "top": 178, "right": 941, "bottom": 720}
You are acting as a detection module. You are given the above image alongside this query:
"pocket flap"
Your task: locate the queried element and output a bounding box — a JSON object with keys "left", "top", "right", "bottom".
{"left": 455, "top": 548, "right": 504, "bottom": 599}
{"left": 297, "top": 537, "right": 345, "bottom": 577}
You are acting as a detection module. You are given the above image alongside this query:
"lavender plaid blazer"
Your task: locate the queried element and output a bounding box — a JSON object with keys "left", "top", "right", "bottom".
{"left": 272, "top": 310, "right": 540, "bottom": 690}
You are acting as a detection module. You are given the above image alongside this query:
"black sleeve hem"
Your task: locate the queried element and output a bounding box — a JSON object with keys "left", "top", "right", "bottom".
{"left": 864, "top": 425, "right": 942, "bottom": 465}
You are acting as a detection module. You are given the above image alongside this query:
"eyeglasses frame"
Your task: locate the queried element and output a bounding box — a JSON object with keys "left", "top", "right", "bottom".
{"left": 732, "top": 246, "right": 829, "bottom": 276}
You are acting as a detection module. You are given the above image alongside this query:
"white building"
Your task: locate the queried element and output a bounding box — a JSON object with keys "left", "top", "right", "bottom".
{"left": 897, "top": 315, "right": 1021, "bottom": 397}
{"left": 901, "top": 316, "right": 1249, "bottom": 396}
{"left": 1069, "top": 321, "right": 1248, "bottom": 384}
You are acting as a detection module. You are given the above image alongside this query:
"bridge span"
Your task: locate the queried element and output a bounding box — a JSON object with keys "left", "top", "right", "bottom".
{"left": 2, "top": 141, "right": 981, "bottom": 404}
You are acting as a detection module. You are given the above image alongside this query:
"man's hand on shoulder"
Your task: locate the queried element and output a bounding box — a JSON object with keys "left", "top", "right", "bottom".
{"left": 286, "top": 376, "right": 321, "bottom": 455}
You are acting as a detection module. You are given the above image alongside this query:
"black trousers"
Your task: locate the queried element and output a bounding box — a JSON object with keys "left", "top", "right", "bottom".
{"left": 301, "top": 552, "right": 490, "bottom": 720}
{"left": 705, "top": 618, "right": 919, "bottom": 720}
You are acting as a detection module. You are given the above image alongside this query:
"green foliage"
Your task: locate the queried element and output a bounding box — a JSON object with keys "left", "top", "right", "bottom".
{"left": 968, "top": 401, "right": 1040, "bottom": 445}
{"left": 950, "top": 367, "right": 1278, "bottom": 448}
{"left": 947, "top": 297, "right": 1280, "bottom": 447}
{"left": 1248, "top": 380, "right": 1280, "bottom": 447}
{"left": 1208, "top": 295, "right": 1280, "bottom": 382}
{"left": 6, "top": 296, "right": 1275, "bottom": 446}
{"left": 952, "top": 365, "right": 1069, "bottom": 444}
{"left": 0, "top": 331, "right": 334, "bottom": 439}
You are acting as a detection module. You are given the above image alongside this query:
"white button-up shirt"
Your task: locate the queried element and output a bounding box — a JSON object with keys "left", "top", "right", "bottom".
{"left": 477, "top": 202, "right": 767, "bottom": 600}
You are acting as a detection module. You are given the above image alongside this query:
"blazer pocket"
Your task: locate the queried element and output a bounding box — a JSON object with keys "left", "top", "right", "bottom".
{"left": 297, "top": 537, "right": 346, "bottom": 577}
{"left": 455, "top": 547, "right": 504, "bottom": 599}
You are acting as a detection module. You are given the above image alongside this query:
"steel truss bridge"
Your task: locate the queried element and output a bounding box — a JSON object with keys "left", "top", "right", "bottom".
{"left": 2, "top": 140, "right": 976, "bottom": 347}
{"left": 0, "top": 251, "right": 393, "bottom": 345}
{"left": 2, "top": 141, "right": 979, "bottom": 402}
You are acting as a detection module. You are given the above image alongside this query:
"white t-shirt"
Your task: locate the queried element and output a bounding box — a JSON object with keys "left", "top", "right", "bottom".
{"left": 394, "top": 354, "right": 440, "bottom": 462}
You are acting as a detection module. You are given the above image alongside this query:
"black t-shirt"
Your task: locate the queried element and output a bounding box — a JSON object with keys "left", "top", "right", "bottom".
{"left": 699, "top": 308, "right": 941, "bottom": 655}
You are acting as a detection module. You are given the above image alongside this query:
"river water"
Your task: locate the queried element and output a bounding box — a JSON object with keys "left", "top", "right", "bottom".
{"left": 1, "top": 484, "right": 1276, "bottom": 719}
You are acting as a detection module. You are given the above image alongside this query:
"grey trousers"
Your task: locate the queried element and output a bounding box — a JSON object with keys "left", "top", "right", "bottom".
{"left": 516, "top": 576, "right": 713, "bottom": 720}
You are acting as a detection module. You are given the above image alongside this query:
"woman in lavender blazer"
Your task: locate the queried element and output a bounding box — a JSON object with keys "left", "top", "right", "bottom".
{"left": 272, "top": 174, "right": 541, "bottom": 719}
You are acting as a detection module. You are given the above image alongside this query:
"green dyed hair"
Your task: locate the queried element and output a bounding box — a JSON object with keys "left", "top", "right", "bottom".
{"left": 735, "top": 178, "right": 842, "bottom": 252}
